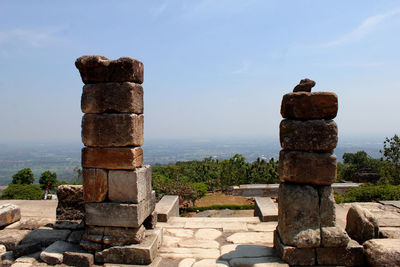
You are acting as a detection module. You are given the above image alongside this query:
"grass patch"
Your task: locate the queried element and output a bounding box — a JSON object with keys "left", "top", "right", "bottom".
{"left": 180, "top": 204, "right": 255, "bottom": 213}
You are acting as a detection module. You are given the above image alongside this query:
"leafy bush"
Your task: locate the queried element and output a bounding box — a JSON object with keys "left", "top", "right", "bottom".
{"left": 12, "top": 168, "right": 35, "bottom": 185}
{"left": 335, "top": 183, "right": 400, "bottom": 203}
{"left": 0, "top": 184, "right": 44, "bottom": 200}
{"left": 181, "top": 204, "right": 255, "bottom": 213}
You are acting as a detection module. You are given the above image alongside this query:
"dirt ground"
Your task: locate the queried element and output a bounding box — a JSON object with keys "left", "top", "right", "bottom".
{"left": 195, "top": 192, "right": 253, "bottom": 207}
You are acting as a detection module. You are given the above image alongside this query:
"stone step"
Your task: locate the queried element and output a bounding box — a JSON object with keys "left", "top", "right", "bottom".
{"left": 254, "top": 197, "right": 278, "bottom": 222}
{"left": 155, "top": 196, "right": 179, "bottom": 222}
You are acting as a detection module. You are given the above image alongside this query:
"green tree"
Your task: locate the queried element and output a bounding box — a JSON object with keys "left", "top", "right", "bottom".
{"left": 380, "top": 135, "right": 400, "bottom": 185}
{"left": 1, "top": 184, "right": 43, "bottom": 200}
{"left": 12, "top": 168, "right": 34, "bottom": 185}
{"left": 39, "top": 171, "right": 58, "bottom": 191}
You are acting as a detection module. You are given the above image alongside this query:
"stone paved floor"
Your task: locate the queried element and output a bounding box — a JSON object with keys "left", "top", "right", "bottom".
{"left": 156, "top": 217, "right": 288, "bottom": 267}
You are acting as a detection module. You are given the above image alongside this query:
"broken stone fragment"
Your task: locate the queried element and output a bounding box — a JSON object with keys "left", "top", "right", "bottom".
{"left": 363, "top": 239, "right": 400, "bottom": 267}
{"left": 346, "top": 204, "right": 379, "bottom": 244}
{"left": 82, "top": 147, "right": 143, "bottom": 170}
{"left": 293, "top": 78, "right": 315, "bottom": 92}
{"left": 63, "top": 251, "right": 94, "bottom": 267}
{"left": 75, "top": 55, "right": 144, "bottom": 84}
{"left": 321, "top": 226, "right": 350, "bottom": 248}
{"left": 82, "top": 168, "right": 108, "bottom": 203}
{"left": 81, "top": 82, "right": 144, "bottom": 114}
{"left": 280, "top": 119, "right": 338, "bottom": 152}
{"left": 108, "top": 165, "right": 152, "bottom": 203}
{"left": 281, "top": 92, "right": 338, "bottom": 120}
{"left": 279, "top": 150, "right": 337, "bottom": 185}
{"left": 0, "top": 204, "right": 21, "bottom": 228}
{"left": 82, "top": 113, "right": 144, "bottom": 147}
{"left": 39, "top": 240, "right": 79, "bottom": 265}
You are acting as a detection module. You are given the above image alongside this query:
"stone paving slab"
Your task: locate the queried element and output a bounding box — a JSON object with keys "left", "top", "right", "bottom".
{"left": 379, "top": 200, "right": 400, "bottom": 210}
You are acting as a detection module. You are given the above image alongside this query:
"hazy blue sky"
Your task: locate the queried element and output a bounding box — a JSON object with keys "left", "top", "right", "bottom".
{"left": 0, "top": 1, "right": 399, "bottom": 143}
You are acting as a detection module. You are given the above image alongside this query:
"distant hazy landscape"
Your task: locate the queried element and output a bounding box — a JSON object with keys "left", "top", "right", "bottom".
{"left": 0, "top": 136, "right": 384, "bottom": 186}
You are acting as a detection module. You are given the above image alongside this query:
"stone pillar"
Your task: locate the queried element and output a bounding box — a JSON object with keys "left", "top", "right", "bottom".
{"left": 274, "top": 79, "right": 364, "bottom": 266}
{"left": 75, "top": 56, "right": 161, "bottom": 265}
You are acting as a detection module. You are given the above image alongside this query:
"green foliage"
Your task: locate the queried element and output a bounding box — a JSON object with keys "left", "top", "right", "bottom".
{"left": 335, "top": 183, "right": 400, "bottom": 203}
{"left": 152, "top": 154, "right": 279, "bottom": 205}
{"left": 380, "top": 135, "right": 400, "bottom": 185}
{"left": 12, "top": 168, "right": 35, "bottom": 185}
{"left": 338, "top": 151, "right": 382, "bottom": 182}
{"left": 0, "top": 184, "right": 44, "bottom": 200}
{"left": 39, "top": 171, "right": 58, "bottom": 191}
{"left": 181, "top": 204, "right": 255, "bottom": 213}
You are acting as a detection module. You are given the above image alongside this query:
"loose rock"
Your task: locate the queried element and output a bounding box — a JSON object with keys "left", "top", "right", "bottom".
{"left": 0, "top": 204, "right": 21, "bottom": 228}
{"left": 363, "top": 238, "right": 400, "bottom": 267}
{"left": 346, "top": 204, "right": 379, "bottom": 244}
{"left": 293, "top": 78, "right": 315, "bottom": 92}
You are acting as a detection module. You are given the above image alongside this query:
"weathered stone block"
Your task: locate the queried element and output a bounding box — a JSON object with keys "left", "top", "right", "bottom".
{"left": 273, "top": 230, "right": 315, "bottom": 266}
{"left": 0, "top": 204, "right": 21, "bottom": 228}
{"left": 317, "top": 240, "right": 365, "bottom": 266}
{"left": 82, "top": 147, "right": 143, "bottom": 170}
{"left": 0, "top": 229, "right": 31, "bottom": 250}
{"left": 85, "top": 197, "right": 155, "bottom": 228}
{"left": 83, "top": 168, "right": 108, "bottom": 203}
{"left": 346, "top": 204, "right": 379, "bottom": 244}
{"left": 95, "top": 228, "right": 162, "bottom": 265}
{"left": 281, "top": 92, "right": 338, "bottom": 120}
{"left": 363, "top": 238, "right": 400, "bottom": 267}
{"left": 75, "top": 56, "right": 144, "bottom": 84}
{"left": 80, "top": 239, "right": 103, "bottom": 252}
{"left": 279, "top": 150, "right": 337, "bottom": 185}
{"left": 21, "top": 229, "right": 71, "bottom": 247}
{"left": 280, "top": 119, "right": 338, "bottom": 151}
{"left": 319, "top": 185, "right": 336, "bottom": 227}
{"left": 83, "top": 225, "right": 146, "bottom": 246}
{"left": 63, "top": 251, "right": 94, "bottom": 267}
{"left": 81, "top": 82, "right": 143, "bottom": 114}
{"left": 253, "top": 197, "right": 278, "bottom": 222}
{"left": 321, "top": 226, "right": 350, "bottom": 248}
{"left": 56, "top": 185, "right": 84, "bottom": 221}
{"left": 82, "top": 114, "right": 144, "bottom": 147}
{"left": 277, "top": 182, "right": 321, "bottom": 248}
{"left": 155, "top": 195, "right": 179, "bottom": 222}
{"left": 39, "top": 240, "right": 79, "bottom": 265}
{"left": 108, "top": 165, "right": 152, "bottom": 203}
{"left": 12, "top": 242, "right": 41, "bottom": 258}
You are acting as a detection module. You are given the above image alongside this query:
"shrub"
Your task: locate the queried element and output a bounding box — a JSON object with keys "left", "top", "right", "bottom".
{"left": 0, "top": 184, "right": 44, "bottom": 200}
{"left": 335, "top": 183, "right": 400, "bottom": 203}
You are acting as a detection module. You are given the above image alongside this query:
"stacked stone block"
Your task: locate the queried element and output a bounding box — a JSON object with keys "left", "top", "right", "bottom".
{"left": 274, "top": 79, "right": 363, "bottom": 266}
{"left": 75, "top": 56, "right": 159, "bottom": 264}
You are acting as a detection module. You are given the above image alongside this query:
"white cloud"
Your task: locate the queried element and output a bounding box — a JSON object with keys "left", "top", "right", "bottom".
{"left": 0, "top": 27, "right": 65, "bottom": 47}
{"left": 325, "top": 8, "right": 400, "bottom": 47}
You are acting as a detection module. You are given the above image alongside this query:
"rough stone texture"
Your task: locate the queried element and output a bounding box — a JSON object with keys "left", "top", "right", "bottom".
{"left": 346, "top": 204, "right": 379, "bottom": 244}
{"left": 0, "top": 229, "right": 31, "bottom": 250}
{"left": 195, "top": 229, "right": 222, "bottom": 240}
{"left": 280, "top": 119, "right": 338, "bottom": 152}
{"left": 54, "top": 220, "right": 84, "bottom": 230}
{"left": 39, "top": 240, "right": 78, "bottom": 265}
{"left": 277, "top": 183, "right": 321, "bottom": 248}
{"left": 279, "top": 150, "right": 337, "bottom": 185}
{"left": 103, "top": 225, "right": 146, "bottom": 246}
{"left": 67, "top": 230, "right": 84, "bottom": 244}
{"left": 254, "top": 197, "right": 278, "bottom": 222}
{"left": 82, "top": 147, "right": 143, "bottom": 170}
{"left": 226, "top": 232, "right": 273, "bottom": 245}
{"left": 379, "top": 227, "right": 400, "bottom": 238}
{"left": 82, "top": 168, "right": 108, "bottom": 203}
{"left": 292, "top": 78, "right": 315, "bottom": 92}
{"left": 179, "top": 239, "right": 219, "bottom": 249}
{"left": 108, "top": 165, "right": 152, "bottom": 203}
{"left": 363, "top": 239, "right": 400, "bottom": 267}
{"left": 144, "top": 211, "right": 158, "bottom": 230}
{"left": 95, "top": 228, "right": 162, "bottom": 265}
{"left": 56, "top": 185, "right": 84, "bottom": 221}
{"left": 273, "top": 230, "right": 315, "bottom": 266}
{"left": 82, "top": 113, "right": 144, "bottom": 147}
{"left": 318, "top": 185, "right": 336, "bottom": 227}
{"left": 75, "top": 55, "right": 144, "bottom": 84}
{"left": 80, "top": 239, "right": 103, "bottom": 252}
{"left": 85, "top": 196, "right": 155, "bottom": 228}
{"left": 63, "top": 251, "right": 94, "bottom": 267}
{"left": 81, "top": 82, "right": 143, "bottom": 114}
{"left": 316, "top": 239, "right": 365, "bottom": 266}
{"left": 21, "top": 229, "right": 71, "bottom": 247}
{"left": 321, "top": 226, "right": 350, "bottom": 248}
{"left": 12, "top": 242, "right": 41, "bottom": 258}
{"left": 0, "top": 251, "right": 14, "bottom": 267}
{"left": 0, "top": 204, "right": 21, "bottom": 227}
{"left": 158, "top": 247, "right": 220, "bottom": 259}
{"left": 281, "top": 92, "right": 338, "bottom": 120}
{"left": 155, "top": 195, "right": 179, "bottom": 222}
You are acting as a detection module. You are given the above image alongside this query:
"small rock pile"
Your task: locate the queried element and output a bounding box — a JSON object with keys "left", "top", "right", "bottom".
{"left": 75, "top": 55, "right": 160, "bottom": 265}
{"left": 274, "top": 79, "right": 364, "bottom": 266}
